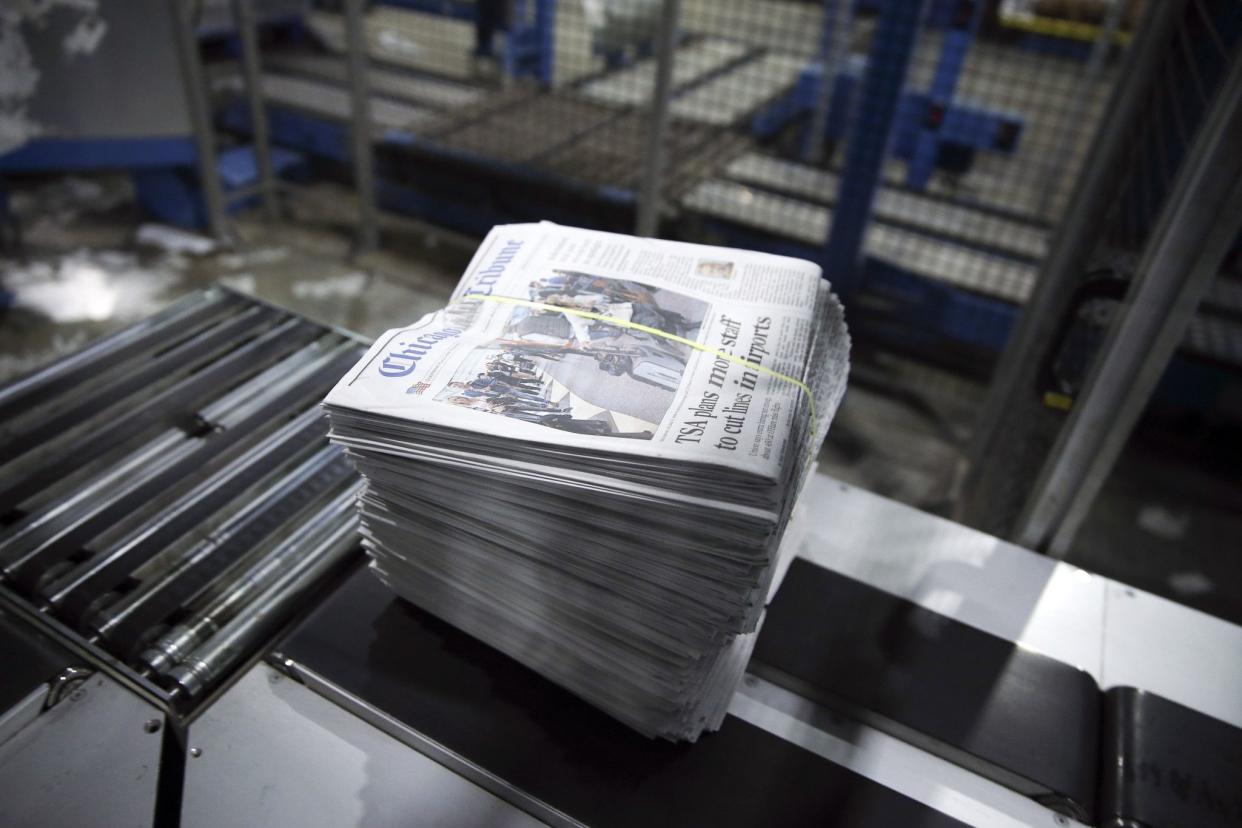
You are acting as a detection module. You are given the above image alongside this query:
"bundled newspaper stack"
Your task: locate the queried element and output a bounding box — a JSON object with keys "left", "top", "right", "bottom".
{"left": 324, "top": 222, "right": 849, "bottom": 741}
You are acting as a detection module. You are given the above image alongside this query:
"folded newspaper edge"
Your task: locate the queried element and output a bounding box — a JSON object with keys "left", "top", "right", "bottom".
{"left": 324, "top": 222, "right": 850, "bottom": 741}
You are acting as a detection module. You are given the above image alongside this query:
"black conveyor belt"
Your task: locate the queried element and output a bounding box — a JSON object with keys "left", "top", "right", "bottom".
{"left": 1100, "top": 687, "right": 1242, "bottom": 828}
{"left": 279, "top": 567, "right": 967, "bottom": 828}
{"left": 753, "top": 558, "right": 1101, "bottom": 822}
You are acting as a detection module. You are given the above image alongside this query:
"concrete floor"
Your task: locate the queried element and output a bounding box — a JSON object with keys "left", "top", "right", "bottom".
{"left": 2, "top": 172, "right": 1239, "bottom": 627}
{"left": 0, "top": 175, "right": 471, "bottom": 384}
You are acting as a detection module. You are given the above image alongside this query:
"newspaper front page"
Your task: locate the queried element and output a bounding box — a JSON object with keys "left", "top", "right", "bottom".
{"left": 326, "top": 222, "right": 846, "bottom": 482}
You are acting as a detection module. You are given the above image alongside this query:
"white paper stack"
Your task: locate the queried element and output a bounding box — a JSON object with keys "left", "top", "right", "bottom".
{"left": 324, "top": 222, "right": 849, "bottom": 740}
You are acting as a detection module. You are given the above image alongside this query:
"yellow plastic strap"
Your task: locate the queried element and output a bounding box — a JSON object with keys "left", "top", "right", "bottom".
{"left": 468, "top": 293, "right": 819, "bottom": 457}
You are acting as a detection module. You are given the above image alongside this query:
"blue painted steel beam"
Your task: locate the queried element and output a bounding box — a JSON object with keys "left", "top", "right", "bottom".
{"left": 905, "top": 0, "right": 982, "bottom": 188}
{"left": 504, "top": 0, "right": 557, "bottom": 86}
{"left": 822, "top": 0, "right": 925, "bottom": 297}
{"left": 376, "top": 0, "right": 556, "bottom": 86}
{"left": 752, "top": 0, "right": 1021, "bottom": 187}
{"left": 0, "top": 137, "right": 198, "bottom": 172}
{"left": 752, "top": 64, "right": 1021, "bottom": 186}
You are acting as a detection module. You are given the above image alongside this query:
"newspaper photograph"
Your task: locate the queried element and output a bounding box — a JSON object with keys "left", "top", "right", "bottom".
{"left": 434, "top": 271, "right": 709, "bottom": 439}
{"left": 326, "top": 221, "right": 848, "bottom": 480}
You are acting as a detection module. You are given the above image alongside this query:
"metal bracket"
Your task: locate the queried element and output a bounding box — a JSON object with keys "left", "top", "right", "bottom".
{"left": 43, "top": 666, "right": 93, "bottom": 710}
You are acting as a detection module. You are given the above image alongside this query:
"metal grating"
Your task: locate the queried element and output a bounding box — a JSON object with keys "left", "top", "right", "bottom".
{"left": 0, "top": 289, "right": 365, "bottom": 712}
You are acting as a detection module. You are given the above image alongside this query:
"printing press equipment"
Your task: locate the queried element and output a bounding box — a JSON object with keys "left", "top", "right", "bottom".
{"left": 1, "top": 292, "right": 1239, "bottom": 828}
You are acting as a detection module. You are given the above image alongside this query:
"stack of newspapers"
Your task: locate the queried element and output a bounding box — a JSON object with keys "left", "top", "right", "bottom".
{"left": 324, "top": 222, "right": 849, "bottom": 741}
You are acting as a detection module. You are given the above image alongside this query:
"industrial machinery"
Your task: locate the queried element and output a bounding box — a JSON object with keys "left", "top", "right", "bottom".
{"left": 0, "top": 290, "right": 366, "bottom": 822}
{"left": 0, "top": 293, "right": 1239, "bottom": 827}
{"left": 2, "top": 4, "right": 1240, "bottom": 821}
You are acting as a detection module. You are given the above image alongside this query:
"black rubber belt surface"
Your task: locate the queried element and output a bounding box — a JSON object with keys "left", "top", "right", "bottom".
{"left": 753, "top": 557, "right": 1101, "bottom": 821}
{"left": 280, "top": 567, "right": 967, "bottom": 828}
{"left": 1100, "top": 687, "right": 1242, "bottom": 828}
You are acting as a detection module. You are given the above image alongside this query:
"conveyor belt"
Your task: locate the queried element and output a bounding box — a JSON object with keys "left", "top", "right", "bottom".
{"left": 263, "top": 53, "right": 486, "bottom": 111}
{"left": 274, "top": 535, "right": 1242, "bottom": 828}
{"left": 682, "top": 178, "right": 1036, "bottom": 303}
{"left": 0, "top": 289, "right": 365, "bottom": 712}
{"left": 247, "top": 72, "right": 444, "bottom": 133}
{"left": 277, "top": 567, "right": 970, "bottom": 828}
{"left": 1100, "top": 688, "right": 1242, "bottom": 828}
{"left": 753, "top": 558, "right": 1100, "bottom": 821}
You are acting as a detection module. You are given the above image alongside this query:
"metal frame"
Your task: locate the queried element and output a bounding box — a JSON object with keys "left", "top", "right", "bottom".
{"left": 803, "top": 0, "right": 853, "bottom": 164}
{"left": 271, "top": 658, "right": 585, "bottom": 827}
{"left": 635, "top": 0, "right": 682, "bottom": 238}
{"left": 822, "top": 0, "right": 926, "bottom": 297}
{"left": 167, "top": 0, "right": 229, "bottom": 240}
{"left": 343, "top": 0, "right": 381, "bottom": 253}
{"left": 958, "top": 0, "right": 1188, "bottom": 535}
{"left": 230, "top": 0, "right": 280, "bottom": 219}
{"left": 1032, "top": 0, "right": 1127, "bottom": 220}
{"left": 1015, "top": 45, "right": 1242, "bottom": 555}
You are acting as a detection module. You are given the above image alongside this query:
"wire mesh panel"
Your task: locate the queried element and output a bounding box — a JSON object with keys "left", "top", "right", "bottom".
{"left": 224, "top": 2, "right": 1128, "bottom": 293}
{"left": 214, "top": 0, "right": 1228, "bottom": 515}
{"left": 252, "top": 0, "right": 752, "bottom": 233}
{"left": 958, "top": 0, "right": 1242, "bottom": 542}
{"left": 651, "top": 0, "right": 1141, "bottom": 506}
{"left": 676, "top": 0, "right": 1134, "bottom": 327}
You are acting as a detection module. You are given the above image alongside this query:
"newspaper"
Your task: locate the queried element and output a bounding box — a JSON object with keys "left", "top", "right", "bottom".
{"left": 326, "top": 222, "right": 849, "bottom": 486}
{"left": 323, "top": 222, "right": 850, "bottom": 741}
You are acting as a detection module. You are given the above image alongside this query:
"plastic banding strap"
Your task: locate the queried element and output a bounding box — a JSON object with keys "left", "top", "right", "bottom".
{"left": 467, "top": 293, "right": 819, "bottom": 460}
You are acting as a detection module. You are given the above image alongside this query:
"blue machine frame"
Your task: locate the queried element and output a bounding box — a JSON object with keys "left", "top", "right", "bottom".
{"left": 378, "top": 0, "right": 557, "bottom": 86}
{"left": 752, "top": 0, "right": 1022, "bottom": 190}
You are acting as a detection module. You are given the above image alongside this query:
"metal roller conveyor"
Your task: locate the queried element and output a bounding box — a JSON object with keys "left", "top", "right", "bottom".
{"left": 681, "top": 178, "right": 1036, "bottom": 304}
{"left": 0, "top": 289, "right": 367, "bottom": 717}
{"left": 166, "top": 510, "right": 362, "bottom": 698}
{"left": 0, "top": 304, "right": 279, "bottom": 469}
{"left": 669, "top": 52, "right": 804, "bottom": 127}
{"left": 86, "top": 446, "right": 355, "bottom": 656}
{"left": 139, "top": 485, "right": 362, "bottom": 677}
{"left": 577, "top": 38, "right": 752, "bottom": 108}
{"left": 0, "top": 336, "right": 357, "bottom": 590}
{"left": 251, "top": 72, "right": 443, "bottom": 133}
{"left": 0, "top": 295, "right": 251, "bottom": 445}
{"left": 0, "top": 315, "right": 322, "bottom": 517}
{"left": 41, "top": 405, "right": 332, "bottom": 622}
{"left": 723, "top": 152, "right": 1051, "bottom": 262}
{"left": 0, "top": 290, "right": 240, "bottom": 424}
